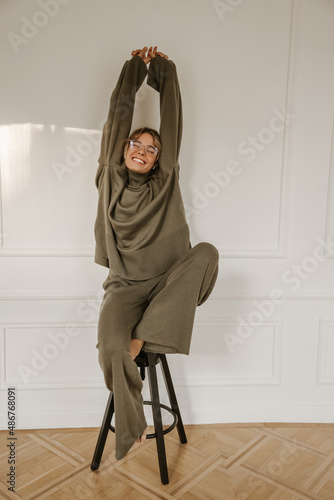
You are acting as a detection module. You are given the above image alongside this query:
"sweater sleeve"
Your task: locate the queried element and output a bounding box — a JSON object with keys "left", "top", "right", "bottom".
{"left": 147, "top": 56, "right": 183, "bottom": 172}
{"left": 95, "top": 55, "right": 148, "bottom": 188}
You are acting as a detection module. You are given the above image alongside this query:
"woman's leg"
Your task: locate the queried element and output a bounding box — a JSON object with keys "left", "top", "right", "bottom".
{"left": 132, "top": 242, "right": 219, "bottom": 355}
{"left": 96, "top": 279, "right": 151, "bottom": 459}
{"left": 129, "top": 338, "right": 145, "bottom": 360}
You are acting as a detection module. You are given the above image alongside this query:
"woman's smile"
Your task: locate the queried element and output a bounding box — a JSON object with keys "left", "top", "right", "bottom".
{"left": 132, "top": 156, "right": 146, "bottom": 165}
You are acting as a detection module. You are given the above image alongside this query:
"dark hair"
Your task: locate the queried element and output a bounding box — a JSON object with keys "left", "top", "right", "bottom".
{"left": 120, "top": 127, "right": 162, "bottom": 168}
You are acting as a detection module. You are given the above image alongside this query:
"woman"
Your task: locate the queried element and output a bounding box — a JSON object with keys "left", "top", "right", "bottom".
{"left": 94, "top": 46, "right": 219, "bottom": 460}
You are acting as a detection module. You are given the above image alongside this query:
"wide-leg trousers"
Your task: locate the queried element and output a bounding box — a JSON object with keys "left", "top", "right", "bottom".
{"left": 95, "top": 242, "right": 219, "bottom": 459}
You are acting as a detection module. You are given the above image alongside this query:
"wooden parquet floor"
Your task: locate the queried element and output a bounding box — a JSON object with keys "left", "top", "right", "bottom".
{"left": 1, "top": 424, "right": 334, "bottom": 499}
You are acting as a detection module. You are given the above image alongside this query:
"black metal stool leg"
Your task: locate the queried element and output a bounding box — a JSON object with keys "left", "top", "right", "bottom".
{"left": 91, "top": 391, "right": 114, "bottom": 470}
{"left": 160, "top": 354, "right": 187, "bottom": 444}
{"left": 147, "top": 352, "right": 169, "bottom": 485}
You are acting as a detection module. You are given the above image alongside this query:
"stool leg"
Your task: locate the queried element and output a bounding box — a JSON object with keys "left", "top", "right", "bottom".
{"left": 160, "top": 355, "right": 187, "bottom": 444}
{"left": 91, "top": 391, "right": 114, "bottom": 470}
{"left": 147, "top": 352, "right": 169, "bottom": 485}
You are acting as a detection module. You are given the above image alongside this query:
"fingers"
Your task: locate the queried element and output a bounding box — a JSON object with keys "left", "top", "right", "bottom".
{"left": 148, "top": 45, "right": 157, "bottom": 56}
{"left": 131, "top": 46, "right": 148, "bottom": 58}
{"left": 147, "top": 45, "right": 156, "bottom": 59}
{"left": 138, "top": 46, "right": 148, "bottom": 59}
{"left": 131, "top": 46, "right": 169, "bottom": 62}
{"left": 131, "top": 47, "right": 146, "bottom": 58}
{"left": 131, "top": 46, "right": 151, "bottom": 65}
{"left": 148, "top": 47, "right": 169, "bottom": 59}
{"left": 156, "top": 51, "right": 168, "bottom": 59}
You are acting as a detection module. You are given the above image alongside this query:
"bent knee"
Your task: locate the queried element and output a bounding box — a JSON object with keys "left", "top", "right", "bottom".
{"left": 193, "top": 242, "right": 219, "bottom": 263}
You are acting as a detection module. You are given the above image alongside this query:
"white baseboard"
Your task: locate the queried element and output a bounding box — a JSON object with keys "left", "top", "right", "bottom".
{"left": 1, "top": 406, "right": 333, "bottom": 430}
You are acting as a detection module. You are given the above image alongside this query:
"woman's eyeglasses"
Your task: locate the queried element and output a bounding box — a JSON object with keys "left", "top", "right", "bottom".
{"left": 128, "top": 140, "right": 159, "bottom": 157}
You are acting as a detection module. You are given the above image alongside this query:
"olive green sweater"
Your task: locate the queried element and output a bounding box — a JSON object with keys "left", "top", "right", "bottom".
{"left": 94, "top": 55, "right": 191, "bottom": 280}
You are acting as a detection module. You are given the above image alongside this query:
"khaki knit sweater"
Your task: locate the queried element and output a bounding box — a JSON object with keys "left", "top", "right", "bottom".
{"left": 94, "top": 55, "right": 191, "bottom": 280}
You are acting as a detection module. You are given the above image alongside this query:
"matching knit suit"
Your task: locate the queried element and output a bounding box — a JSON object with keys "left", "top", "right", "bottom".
{"left": 94, "top": 54, "right": 219, "bottom": 459}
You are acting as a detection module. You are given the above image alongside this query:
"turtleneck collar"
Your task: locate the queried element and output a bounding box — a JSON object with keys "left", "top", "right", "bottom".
{"left": 126, "top": 167, "right": 151, "bottom": 188}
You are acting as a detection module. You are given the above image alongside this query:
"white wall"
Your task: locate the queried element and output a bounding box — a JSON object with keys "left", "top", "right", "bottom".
{"left": 1, "top": 0, "right": 334, "bottom": 429}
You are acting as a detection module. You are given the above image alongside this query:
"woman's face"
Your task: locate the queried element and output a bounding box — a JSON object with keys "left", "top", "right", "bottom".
{"left": 124, "top": 133, "right": 157, "bottom": 174}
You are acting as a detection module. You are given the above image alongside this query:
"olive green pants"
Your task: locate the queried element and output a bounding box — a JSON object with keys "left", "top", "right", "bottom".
{"left": 95, "top": 242, "right": 219, "bottom": 459}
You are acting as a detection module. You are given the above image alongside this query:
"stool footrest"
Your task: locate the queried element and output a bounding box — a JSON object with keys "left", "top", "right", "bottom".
{"left": 109, "top": 401, "right": 178, "bottom": 439}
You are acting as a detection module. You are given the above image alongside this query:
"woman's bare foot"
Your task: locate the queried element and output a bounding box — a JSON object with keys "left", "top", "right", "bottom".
{"left": 136, "top": 428, "right": 147, "bottom": 444}
{"left": 129, "top": 339, "right": 144, "bottom": 360}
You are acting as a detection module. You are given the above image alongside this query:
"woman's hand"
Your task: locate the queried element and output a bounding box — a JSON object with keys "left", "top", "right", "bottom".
{"left": 148, "top": 46, "right": 169, "bottom": 60}
{"left": 131, "top": 46, "right": 169, "bottom": 64}
{"left": 131, "top": 46, "right": 152, "bottom": 64}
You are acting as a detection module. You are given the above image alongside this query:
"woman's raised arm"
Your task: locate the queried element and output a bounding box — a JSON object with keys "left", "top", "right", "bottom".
{"left": 147, "top": 52, "right": 183, "bottom": 173}
{"left": 96, "top": 50, "right": 148, "bottom": 187}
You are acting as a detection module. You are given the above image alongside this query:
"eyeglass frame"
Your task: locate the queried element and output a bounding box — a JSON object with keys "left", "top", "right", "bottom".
{"left": 127, "top": 139, "right": 159, "bottom": 158}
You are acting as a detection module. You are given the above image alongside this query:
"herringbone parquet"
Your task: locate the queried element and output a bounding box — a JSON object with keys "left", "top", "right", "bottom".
{"left": 1, "top": 424, "right": 334, "bottom": 499}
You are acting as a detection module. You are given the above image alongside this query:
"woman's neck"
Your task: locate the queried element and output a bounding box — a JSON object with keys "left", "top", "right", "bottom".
{"left": 126, "top": 167, "right": 151, "bottom": 187}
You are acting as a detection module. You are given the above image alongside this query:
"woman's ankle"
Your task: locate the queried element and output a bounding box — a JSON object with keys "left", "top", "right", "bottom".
{"left": 129, "top": 338, "right": 144, "bottom": 360}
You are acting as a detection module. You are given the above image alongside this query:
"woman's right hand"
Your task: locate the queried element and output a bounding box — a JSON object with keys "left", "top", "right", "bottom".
{"left": 148, "top": 47, "right": 168, "bottom": 60}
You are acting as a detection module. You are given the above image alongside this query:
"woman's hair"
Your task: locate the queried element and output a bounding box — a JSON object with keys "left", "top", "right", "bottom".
{"left": 120, "top": 127, "right": 162, "bottom": 168}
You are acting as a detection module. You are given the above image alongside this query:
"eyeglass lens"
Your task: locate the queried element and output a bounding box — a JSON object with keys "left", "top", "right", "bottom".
{"left": 130, "top": 140, "right": 157, "bottom": 156}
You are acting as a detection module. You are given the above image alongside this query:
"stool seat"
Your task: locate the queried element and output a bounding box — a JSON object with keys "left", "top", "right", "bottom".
{"left": 91, "top": 351, "right": 187, "bottom": 485}
{"left": 135, "top": 349, "right": 160, "bottom": 381}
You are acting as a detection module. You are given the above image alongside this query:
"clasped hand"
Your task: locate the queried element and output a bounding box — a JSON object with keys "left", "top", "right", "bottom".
{"left": 131, "top": 46, "right": 169, "bottom": 64}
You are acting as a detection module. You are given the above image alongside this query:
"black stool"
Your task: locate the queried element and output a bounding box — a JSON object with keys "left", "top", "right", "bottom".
{"left": 91, "top": 351, "right": 187, "bottom": 485}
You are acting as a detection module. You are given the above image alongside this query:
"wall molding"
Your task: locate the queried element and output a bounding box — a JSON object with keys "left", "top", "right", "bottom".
{"left": 317, "top": 317, "right": 334, "bottom": 385}
{"left": 0, "top": 248, "right": 93, "bottom": 257}
{"left": 0, "top": 160, "right": 3, "bottom": 249}
{"left": 323, "top": 112, "right": 334, "bottom": 259}
{"left": 272, "top": 0, "right": 302, "bottom": 258}
{"left": 0, "top": 321, "right": 98, "bottom": 390}
{"left": 1, "top": 317, "right": 283, "bottom": 389}
{"left": 195, "top": 317, "right": 283, "bottom": 386}
{"left": 216, "top": 0, "right": 303, "bottom": 257}
{"left": 0, "top": 247, "right": 288, "bottom": 257}
{"left": 1, "top": 289, "right": 334, "bottom": 301}
{"left": 1, "top": 405, "right": 333, "bottom": 430}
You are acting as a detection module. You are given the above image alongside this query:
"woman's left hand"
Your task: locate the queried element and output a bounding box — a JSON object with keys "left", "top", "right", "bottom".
{"left": 148, "top": 46, "right": 169, "bottom": 60}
